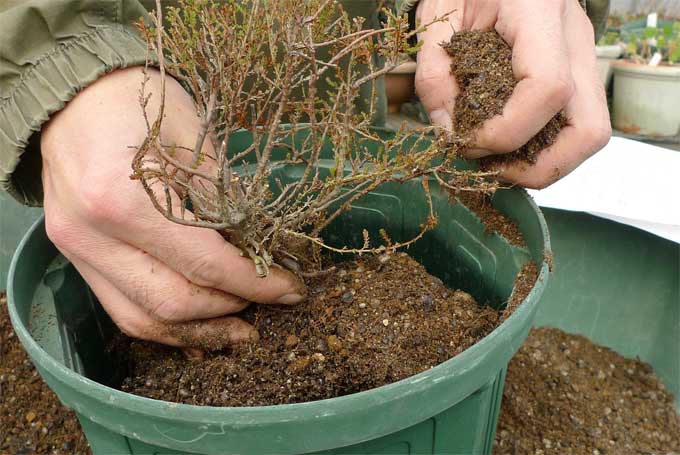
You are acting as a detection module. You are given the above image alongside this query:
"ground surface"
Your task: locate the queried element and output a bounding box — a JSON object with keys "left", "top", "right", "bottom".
{"left": 3, "top": 292, "right": 679, "bottom": 453}
{"left": 0, "top": 294, "right": 91, "bottom": 455}
{"left": 495, "top": 327, "right": 680, "bottom": 454}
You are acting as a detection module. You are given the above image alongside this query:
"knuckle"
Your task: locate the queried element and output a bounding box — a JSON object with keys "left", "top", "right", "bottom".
{"left": 44, "top": 213, "right": 74, "bottom": 249}
{"left": 589, "top": 123, "right": 612, "bottom": 151}
{"left": 115, "top": 317, "right": 143, "bottom": 339}
{"left": 183, "top": 252, "right": 224, "bottom": 287}
{"left": 546, "top": 76, "right": 574, "bottom": 108}
{"left": 127, "top": 278, "right": 188, "bottom": 323}
{"left": 523, "top": 174, "right": 554, "bottom": 190}
{"left": 415, "top": 68, "right": 449, "bottom": 93}
{"left": 150, "top": 298, "right": 186, "bottom": 323}
{"left": 78, "top": 177, "right": 127, "bottom": 224}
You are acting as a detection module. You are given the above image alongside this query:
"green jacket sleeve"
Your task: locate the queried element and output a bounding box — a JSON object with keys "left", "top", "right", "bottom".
{"left": 0, "top": 0, "right": 151, "bottom": 206}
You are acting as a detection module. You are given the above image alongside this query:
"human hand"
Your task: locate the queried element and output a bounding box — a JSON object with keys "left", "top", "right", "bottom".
{"left": 41, "top": 67, "right": 305, "bottom": 352}
{"left": 415, "top": 0, "right": 611, "bottom": 188}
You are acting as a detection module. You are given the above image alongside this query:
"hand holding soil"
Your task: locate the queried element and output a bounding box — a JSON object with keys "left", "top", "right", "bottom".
{"left": 415, "top": 0, "right": 612, "bottom": 188}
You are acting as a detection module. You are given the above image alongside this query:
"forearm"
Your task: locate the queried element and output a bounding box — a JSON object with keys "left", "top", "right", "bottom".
{"left": 0, "top": 0, "right": 150, "bottom": 205}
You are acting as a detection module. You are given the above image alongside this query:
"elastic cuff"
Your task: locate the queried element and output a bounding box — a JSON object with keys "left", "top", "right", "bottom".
{"left": 0, "top": 25, "right": 149, "bottom": 206}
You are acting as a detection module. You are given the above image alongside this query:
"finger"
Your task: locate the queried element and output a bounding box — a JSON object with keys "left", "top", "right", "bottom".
{"left": 128, "top": 181, "right": 306, "bottom": 305}
{"left": 77, "top": 163, "right": 306, "bottom": 306}
{"left": 490, "top": 3, "right": 610, "bottom": 188}
{"left": 62, "top": 228, "right": 253, "bottom": 322}
{"left": 414, "top": 0, "right": 464, "bottom": 129}
{"left": 462, "top": 0, "right": 499, "bottom": 30}
{"left": 66, "top": 254, "right": 258, "bottom": 350}
{"left": 472, "top": 0, "right": 574, "bottom": 155}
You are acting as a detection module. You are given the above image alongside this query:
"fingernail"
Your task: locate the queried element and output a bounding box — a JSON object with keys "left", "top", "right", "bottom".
{"left": 277, "top": 293, "right": 305, "bottom": 305}
{"left": 181, "top": 348, "right": 204, "bottom": 359}
{"left": 429, "top": 109, "right": 453, "bottom": 130}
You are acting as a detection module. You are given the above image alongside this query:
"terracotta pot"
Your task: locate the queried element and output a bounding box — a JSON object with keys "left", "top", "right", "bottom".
{"left": 385, "top": 61, "right": 417, "bottom": 113}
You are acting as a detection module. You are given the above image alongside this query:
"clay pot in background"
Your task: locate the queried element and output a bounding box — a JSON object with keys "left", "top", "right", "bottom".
{"left": 385, "top": 61, "right": 417, "bottom": 113}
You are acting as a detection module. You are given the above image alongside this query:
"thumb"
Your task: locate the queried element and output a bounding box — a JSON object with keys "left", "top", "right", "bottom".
{"left": 414, "top": 1, "right": 462, "bottom": 130}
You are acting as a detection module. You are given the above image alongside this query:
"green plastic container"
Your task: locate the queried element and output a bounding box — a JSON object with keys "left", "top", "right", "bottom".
{"left": 7, "top": 131, "right": 551, "bottom": 454}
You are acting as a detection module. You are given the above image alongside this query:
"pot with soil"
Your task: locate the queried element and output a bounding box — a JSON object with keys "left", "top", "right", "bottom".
{"left": 8, "top": 129, "right": 551, "bottom": 455}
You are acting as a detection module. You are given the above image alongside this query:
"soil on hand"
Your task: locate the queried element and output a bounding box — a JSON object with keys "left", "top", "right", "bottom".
{"left": 443, "top": 30, "right": 566, "bottom": 164}
{"left": 495, "top": 327, "right": 680, "bottom": 454}
{"left": 120, "top": 252, "right": 533, "bottom": 406}
{"left": 0, "top": 294, "right": 92, "bottom": 455}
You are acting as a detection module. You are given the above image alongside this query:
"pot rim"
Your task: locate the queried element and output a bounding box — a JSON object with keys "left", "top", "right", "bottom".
{"left": 612, "top": 60, "right": 680, "bottom": 76}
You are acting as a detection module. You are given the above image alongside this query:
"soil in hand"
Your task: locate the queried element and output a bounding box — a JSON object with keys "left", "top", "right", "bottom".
{"left": 495, "top": 327, "right": 680, "bottom": 454}
{"left": 119, "top": 252, "right": 528, "bottom": 406}
{"left": 0, "top": 294, "right": 92, "bottom": 455}
{"left": 443, "top": 30, "right": 566, "bottom": 165}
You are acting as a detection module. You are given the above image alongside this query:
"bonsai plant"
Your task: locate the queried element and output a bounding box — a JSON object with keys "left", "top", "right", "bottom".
{"left": 132, "top": 0, "right": 498, "bottom": 279}
{"left": 612, "top": 21, "right": 680, "bottom": 137}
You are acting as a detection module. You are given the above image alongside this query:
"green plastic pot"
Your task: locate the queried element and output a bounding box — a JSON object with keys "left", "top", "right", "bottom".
{"left": 7, "top": 130, "right": 551, "bottom": 454}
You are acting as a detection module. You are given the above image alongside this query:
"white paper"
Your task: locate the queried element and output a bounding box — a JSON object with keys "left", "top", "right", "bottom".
{"left": 649, "top": 52, "right": 662, "bottom": 66}
{"left": 528, "top": 137, "right": 680, "bottom": 244}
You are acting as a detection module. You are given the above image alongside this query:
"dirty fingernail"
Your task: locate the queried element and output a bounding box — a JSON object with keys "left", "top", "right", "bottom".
{"left": 182, "top": 347, "right": 205, "bottom": 359}
{"left": 277, "top": 293, "right": 305, "bottom": 305}
{"left": 429, "top": 109, "right": 453, "bottom": 130}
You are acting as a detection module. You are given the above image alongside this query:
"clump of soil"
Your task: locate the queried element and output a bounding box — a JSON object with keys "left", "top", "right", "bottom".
{"left": 443, "top": 30, "right": 567, "bottom": 164}
{"left": 121, "top": 253, "right": 520, "bottom": 406}
{"left": 495, "top": 327, "right": 680, "bottom": 454}
{"left": 0, "top": 294, "right": 91, "bottom": 455}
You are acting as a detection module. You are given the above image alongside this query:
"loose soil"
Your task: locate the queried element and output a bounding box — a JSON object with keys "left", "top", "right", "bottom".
{"left": 443, "top": 30, "right": 567, "bottom": 165}
{"left": 0, "top": 294, "right": 91, "bottom": 455}
{"left": 495, "top": 327, "right": 680, "bottom": 454}
{"left": 120, "top": 252, "right": 509, "bottom": 406}
{"left": 454, "top": 192, "right": 526, "bottom": 248}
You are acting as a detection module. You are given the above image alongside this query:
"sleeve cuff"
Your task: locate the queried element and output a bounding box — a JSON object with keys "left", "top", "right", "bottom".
{"left": 0, "top": 25, "right": 149, "bottom": 206}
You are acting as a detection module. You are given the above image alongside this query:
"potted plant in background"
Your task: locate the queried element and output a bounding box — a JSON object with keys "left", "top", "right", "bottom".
{"left": 612, "top": 21, "right": 680, "bottom": 137}
{"left": 596, "top": 29, "right": 623, "bottom": 89}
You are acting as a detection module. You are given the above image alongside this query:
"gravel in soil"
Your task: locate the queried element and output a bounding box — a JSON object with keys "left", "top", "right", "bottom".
{"left": 120, "top": 252, "right": 511, "bottom": 406}
{"left": 495, "top": 327, "right": 680, "bottom": 454}
{"left": 443, "top": 30, "right": 566, "bottom": 165}
{"left": 0, "top": 293, "right": 92, "bottom": 455}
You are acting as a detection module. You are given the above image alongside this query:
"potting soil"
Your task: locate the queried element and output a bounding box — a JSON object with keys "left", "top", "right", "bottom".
{"left": 495, "top": 327, "right": 680, "bottom": 454}
{"left": 0, "top": 294, "right": 92, "bottom": 455}
{"left": 444, "top": 30, "right": 567, "bottom": 164}
{"left": 119, "top": 252, "right": 514, "bottom": 406}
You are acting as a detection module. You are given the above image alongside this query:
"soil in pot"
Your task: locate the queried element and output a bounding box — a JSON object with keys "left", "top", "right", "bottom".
{"left": 495, "top": 327, "right": 680, "bottom": 454}
{"left": 0, "top": 293, "right": 92, "bottom": 455}
{"left": 443, "top": 30, "right": 567, "bottom": 165}
{"left": 118, "top": 243, "right": 538, "bottom": 406}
